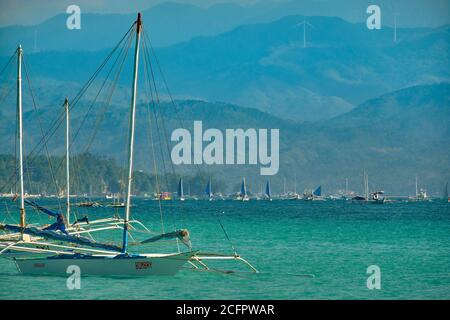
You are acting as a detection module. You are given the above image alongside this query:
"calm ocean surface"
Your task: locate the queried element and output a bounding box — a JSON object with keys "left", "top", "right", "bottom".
{"left": 0, "top": 199, "right": 449, "bottom": 300}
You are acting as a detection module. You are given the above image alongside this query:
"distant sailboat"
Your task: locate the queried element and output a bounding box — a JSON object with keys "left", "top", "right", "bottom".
{"left": 111, "top": 192, "right": 125, "bottom": 208}
{"left": 443, "top": 182, "right": 449, "bottom": 202}
{"left": 312, "top": 185, "right": 326, "bottom": 201}
{"left": 205, "top": 178, "right": 213, "bottom": 201}
{"left": 237, "top": 177, "right": 249, "bottom": 201}
{"left": 414, "top": 176, "right": 430, "bottom": 201}
{"left": 177, "top": 177, "right": 185, "bottom": 201}
{"left": 290, "top": 173, "right": 301, "bottom": 200}
{"left": 302, "top": 185, "right": 323, "bottom": 201}
{"left": 351, "top": 172, "right": 384, "bottom": 204}
{"left": 77, "top": 184, "right": 98, "bottom": 207}
{"left": 313, "top": 185, "right": 321, "bottom": 197}
{"left": 264, "top": 180, "right": 272, "bottom": 201}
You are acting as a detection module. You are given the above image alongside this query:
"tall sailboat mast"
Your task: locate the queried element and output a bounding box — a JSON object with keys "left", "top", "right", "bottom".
{"left": 65, "top": 98, "right": 70, "bottom": 224}
{"left": 122, "top": 13, "right": 142, "bottom": 253}
{"left": 363, "top": 171, "right": 369, "bottom": 200}
{"left": 265, "top": 180, "right": 271, "bottom": 199}
{"left": 415, "top": 176, "right": 418, "bottom": 198}
{"left": 241, "top": 177, "right": 247, "bottom": 196}
{"left": 17, "top": 45, "right": 25, "bottom": 227}
{"left": 178, "top": 177, "right": 184, "bottom": 200}
{"left": 206, "top": 178, "right": 212, "bottom": 199}
{"left": 294, "top": 172, "right": 297, "bottom": 194}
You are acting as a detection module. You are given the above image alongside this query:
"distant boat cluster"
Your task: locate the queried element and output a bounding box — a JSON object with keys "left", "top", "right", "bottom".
{"left": 4, "top": 174, "right": 445, "bottom": 204}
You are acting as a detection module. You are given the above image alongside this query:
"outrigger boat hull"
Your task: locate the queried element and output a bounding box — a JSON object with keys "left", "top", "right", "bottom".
{"left": 14, "top": 251, "right": 194, "bottom": 276}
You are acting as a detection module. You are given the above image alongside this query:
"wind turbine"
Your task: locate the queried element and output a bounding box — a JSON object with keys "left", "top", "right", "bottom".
{"left": 393, "top": 12, "right": 399, "bottom": 43}
{"left": 390, "top": 0, "right": 399, "bottom": 44}
{"left": 296, "top": 16, "right": 314, "bottom": 48}
{"left": 34, "top": 30, "right": 37, "bottom": 52}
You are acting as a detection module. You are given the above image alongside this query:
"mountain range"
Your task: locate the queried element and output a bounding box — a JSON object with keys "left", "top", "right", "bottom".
{"left": 0, "top": 7, "right": 448, "bottom": 195}
{"left": 1, "top": 15, "right": 449, "bottom": 122}
{"left": 1, "top": 0, "right": 449, "bottom": 52}
{"left": 0, "top": 82, "right": 448, "bottom": 195}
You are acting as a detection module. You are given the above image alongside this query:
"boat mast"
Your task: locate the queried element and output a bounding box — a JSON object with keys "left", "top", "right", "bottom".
{"left": 122, "top": 13, "right": 142, "bottom": 253}
{"left": 210, "top": 178, "right": 213, "bottom": 198}
{"left": 415, "top": 176, "right": 418, "bottom": 198}
{"left": 17, "top": 45, "right": 25, "bottom": 227}
{"left": 178, "top": 177, "right": 184, "bottom": 199}
{"left": 207, "top": 178, "right": 212, "bottom": 198}
{"left": 294, "top": 172, "right": 297, "bottom": 194}
{"left": 363, "top": 170, "right": 369, "bottom": 200}
{"left": 65, "top": 98, "right": 70, "bottom": 224}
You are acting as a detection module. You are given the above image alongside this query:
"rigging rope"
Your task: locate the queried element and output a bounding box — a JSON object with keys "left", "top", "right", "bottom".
{"left": 141, "top": 35, "right": 165, "bottom": 234}
{"left": 0, "top": 24, "right": 135, "bottom": 195}
{"left": 23, "top": 57, "right": 63, "bottom": 213}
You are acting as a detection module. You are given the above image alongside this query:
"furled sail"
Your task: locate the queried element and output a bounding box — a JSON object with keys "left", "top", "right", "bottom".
{"left": 24, "top": 199, "right": 67, "bottom": 234}
{"left": 140, "top": 229, "right": 191, "bottom": 249}
{"left": 0, "top": 223, "right": 122, "bottom": 252}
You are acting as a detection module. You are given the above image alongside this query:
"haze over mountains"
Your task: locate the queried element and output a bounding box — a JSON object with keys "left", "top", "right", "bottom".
{"left": 0, "top": 3, "right": 449, "bottom": 195}
{"left": 1, "top": 14, "right": 448, "bottom": 121}
{"left": 0, "top": 83, "right": 448, "bottom": 195}
{"left": 2, "top": 0, "right": 449, "bottom": 33}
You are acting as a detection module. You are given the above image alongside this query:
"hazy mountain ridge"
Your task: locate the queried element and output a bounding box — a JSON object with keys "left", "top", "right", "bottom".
{"left": 155, "top": 16, "right": 449, "bottom": 121}
{"left": 1, "top": 15, "right": 448, "bottom": 122}
{"left": 2, "top": 0, "right": 449, "bottom": 53}
{"left": 0, "top": 83, "right": 448, "bottom": 195}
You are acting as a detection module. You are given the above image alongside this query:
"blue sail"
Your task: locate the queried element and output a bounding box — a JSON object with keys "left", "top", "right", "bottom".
{"left": 313, "top": 185, "right": 322, "bottom": 196}
{"left": 265, "top": 180, "right": 271, "bottom": 198}
{"left": 177, "top": 178, "right": 184, "bottom": 197}
{"left": 240, "top": 178, "right": 247, "bottom": 196}
{"left": 205, "top": 178, "right": 212, "bottom": 197}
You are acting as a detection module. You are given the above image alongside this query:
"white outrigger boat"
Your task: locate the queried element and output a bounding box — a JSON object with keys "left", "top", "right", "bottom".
{"left": 0, "top": 13, "right": 258, "bottom": 276}
{"left": 1, "top": 14, "right": 194, "bottom": 275}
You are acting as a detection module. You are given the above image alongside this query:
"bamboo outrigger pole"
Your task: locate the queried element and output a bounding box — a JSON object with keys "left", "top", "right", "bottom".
{"left": 65, "top": 98, "right": 70, "bottom": 225}
{"left": 17, "top": 45, "right": 26, "bottom": 228}
{"left": 122, "top": 13, "right": 142, "bottom": 253}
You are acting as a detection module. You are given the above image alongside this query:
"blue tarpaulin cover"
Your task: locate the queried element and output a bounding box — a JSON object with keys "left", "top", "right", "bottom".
{"left": 0, "top": 223, "right": 122, "bottom": 252}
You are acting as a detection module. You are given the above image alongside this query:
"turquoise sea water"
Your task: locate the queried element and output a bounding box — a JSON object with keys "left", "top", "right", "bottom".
{"left": 0, "top": 199, "right": 449, "bottom": 300}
